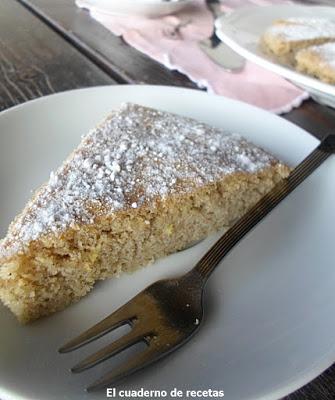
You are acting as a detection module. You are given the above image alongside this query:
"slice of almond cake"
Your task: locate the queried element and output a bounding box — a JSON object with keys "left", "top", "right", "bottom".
{"left": 296, "top": 42, "right": 335, "bottom": 84}
{"left": 261, "top": 17, "right": 335, "bottom": 64}
{"left": 0, "top": 103, "right": 290, "bottom": 323}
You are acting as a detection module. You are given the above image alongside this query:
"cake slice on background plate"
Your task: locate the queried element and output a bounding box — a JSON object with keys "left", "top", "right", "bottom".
{"left": 261, "top": 17, "right": 335, "bottom": 64}
{"left": 296, "top": 42, "right": 335, "bottom": 84}
{"left": 0, "top": 103, "right": 290, "bottom": 323}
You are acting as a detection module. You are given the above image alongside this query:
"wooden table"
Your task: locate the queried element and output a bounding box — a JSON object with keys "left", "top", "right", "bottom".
{"left": 0, "top": 0, "right": 334, "bottom": 398}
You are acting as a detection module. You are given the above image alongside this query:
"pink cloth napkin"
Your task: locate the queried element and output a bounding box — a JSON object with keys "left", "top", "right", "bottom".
{"left": 76, "top": 0, "right": 309, "bottom": 114}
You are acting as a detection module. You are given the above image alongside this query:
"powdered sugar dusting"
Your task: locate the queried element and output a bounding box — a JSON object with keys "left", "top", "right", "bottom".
{"left": 307, "top": 42, "right": 335, "bottom": 68}
{"left": 268, "top": 17, "right": 335, "bottom": 41}
{"left": 0, "top": 103, "right": 278, "bottom": 258}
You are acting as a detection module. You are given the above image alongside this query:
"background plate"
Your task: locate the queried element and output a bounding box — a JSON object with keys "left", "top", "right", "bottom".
{"left": 0, "top": 85, "right": 334, "bottom": 400}
{"left": 76, "top": 0, "right": 194, "bottom": 18}
{"left": 215, "top": 5, "right": 335, "bottom": 107}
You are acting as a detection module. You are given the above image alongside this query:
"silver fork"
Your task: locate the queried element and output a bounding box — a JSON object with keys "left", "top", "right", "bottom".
{"left": 199, "top": 0, "right": 245, "bottom": 71}
{"left": 59, "top": 135, "right": 335, "bottom": 391}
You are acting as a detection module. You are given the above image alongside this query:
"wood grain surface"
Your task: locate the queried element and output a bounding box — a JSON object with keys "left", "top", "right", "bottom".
{"left": 16, "top": 0, "right": 335, "bottom": 140}
{"left": 17, "top": 0, "right": 197, "bottom": 87}
{"left": 1, "top": 0, "right": 335, "bottom": 399}
{"left": 0, "top": 0, "right": 114, "bottom": 111}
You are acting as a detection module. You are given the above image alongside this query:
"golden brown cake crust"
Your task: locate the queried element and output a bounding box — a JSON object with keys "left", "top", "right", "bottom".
{"left": 261, "top": 17, "right": 335, "bottom": 64}
{"left": 296, "top": 42, "right": 335, "bottom": 84}
{"left": 0, "top": 104, "right": 290, "bottom": 323}
{"left": 0, "top": 103, "right": 281, "bottom": 259}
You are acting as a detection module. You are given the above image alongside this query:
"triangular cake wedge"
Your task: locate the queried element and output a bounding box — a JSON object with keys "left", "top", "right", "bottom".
{"left": 0, "top": 103, "right": 290, "bottom": 323}
{"left": 296, "top": 42, "right": 335, "bottom": 84}
{"left": 261, "top": 17, "right": 335, "bottom": 64}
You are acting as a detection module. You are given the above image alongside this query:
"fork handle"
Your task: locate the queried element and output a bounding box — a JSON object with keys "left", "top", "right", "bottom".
{"left": 192, "top": 135, "right": 335, "bottom": 282}
{"left": 206, "top": 0, "right": 223, "bottom": 19}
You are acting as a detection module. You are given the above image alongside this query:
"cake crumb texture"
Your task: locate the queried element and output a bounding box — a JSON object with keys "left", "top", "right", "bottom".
{"left": 261, "top": 17, "right": 335, "bottom": 63}
{"left": 296, "top": 42, "right": 335, "bottom": 84}
{"left": 0, "top": 103, "right": 290, "bottom": 323}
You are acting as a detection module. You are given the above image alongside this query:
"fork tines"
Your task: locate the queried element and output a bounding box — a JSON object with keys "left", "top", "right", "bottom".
{"left": 58, "top": 287, "right": 179, "bottom": 392}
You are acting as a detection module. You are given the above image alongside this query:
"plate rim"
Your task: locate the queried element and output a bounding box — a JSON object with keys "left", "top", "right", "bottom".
{"left": 76, "top": 0, "right": 194, "bottom": 18}
{"left": 1, "top": 85, "right": 332, "bottom": 400}
{"left": 0, "top": 84, "right": 319, "bottom": 143}
{"left": 215, "top": 4, "right": 335, "bottom": 97}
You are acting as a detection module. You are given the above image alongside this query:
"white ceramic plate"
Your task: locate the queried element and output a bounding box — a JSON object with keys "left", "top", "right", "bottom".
{"left": 76, "top": 0, "right": 194, "bottom": 18}
{"left": 0, "top": 85, "right": 335, "bottom": 400}
{"left": 215, "top": 5, "right": 335, "bottom": 108}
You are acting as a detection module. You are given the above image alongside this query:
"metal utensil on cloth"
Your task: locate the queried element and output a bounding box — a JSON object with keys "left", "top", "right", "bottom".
{"left": 199, "top": 0, "right": 246, "bottom": 71}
